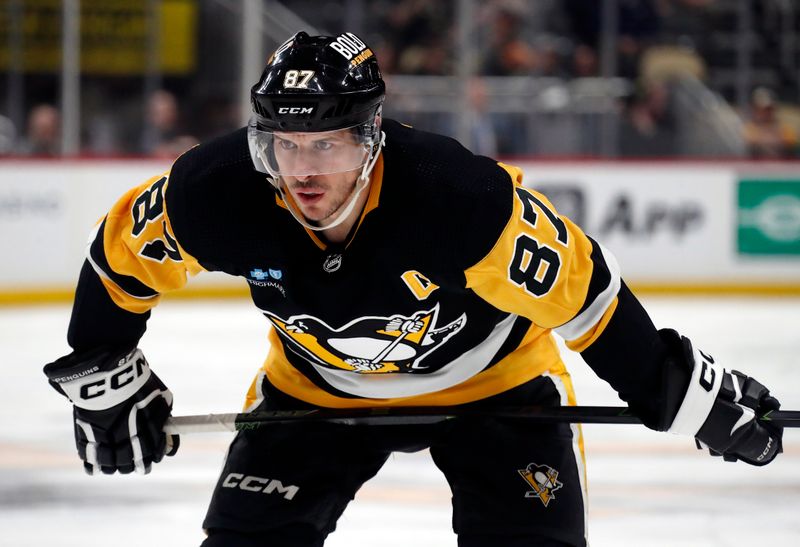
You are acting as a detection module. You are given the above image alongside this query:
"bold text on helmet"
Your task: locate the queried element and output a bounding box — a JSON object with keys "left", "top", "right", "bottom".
{"left": 329, "top": 32, "right": 367, "bottom": 61}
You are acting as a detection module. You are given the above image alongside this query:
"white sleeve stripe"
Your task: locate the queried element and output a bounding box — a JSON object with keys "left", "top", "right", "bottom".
{"left": 84, "top": 223, "right": 158, "bottom": 302}
{"left": 554, "top": 243, "right": 621, "bottom": 342}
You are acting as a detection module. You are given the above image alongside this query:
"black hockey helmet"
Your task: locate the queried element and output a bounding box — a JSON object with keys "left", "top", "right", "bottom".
{"left": 248, "top": 31, "right": 386, "bottom": 232}
{"left": 250, "top": 31, "right": 385, "bottom": 133}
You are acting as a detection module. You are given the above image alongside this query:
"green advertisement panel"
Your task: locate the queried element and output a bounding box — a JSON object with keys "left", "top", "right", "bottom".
{"left": 737, "top": 179, "right": 800, "bottom": 256}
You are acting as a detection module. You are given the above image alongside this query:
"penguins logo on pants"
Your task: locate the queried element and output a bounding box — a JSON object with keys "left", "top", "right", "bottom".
{"left": 518, "top": 463, "right": 563, "bottom": 507}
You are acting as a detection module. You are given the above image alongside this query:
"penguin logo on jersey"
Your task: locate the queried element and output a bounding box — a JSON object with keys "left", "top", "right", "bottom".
{"left": 264, "top": 304, "right": 466, "bottom": 373}
{"left": 518, "top": 463, "right": 563, "bottom": 507}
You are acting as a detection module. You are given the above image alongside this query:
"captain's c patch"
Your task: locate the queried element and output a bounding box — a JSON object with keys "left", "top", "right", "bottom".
{"left": 401, "top": 270, "right": 439, "bottom": 300}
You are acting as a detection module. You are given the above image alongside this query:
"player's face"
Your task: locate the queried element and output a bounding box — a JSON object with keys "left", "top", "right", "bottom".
{"left": 282, "top": 166, "right": 361, "bottom": 226}
{"left": 273, "top": 128, "right": 364, "bottom": 226}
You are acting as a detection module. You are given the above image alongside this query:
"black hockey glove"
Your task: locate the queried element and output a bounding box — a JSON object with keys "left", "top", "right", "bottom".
{"left": 660, "top": 329, "right": 782, "bottom": 466}
{"left": 43, "top": 346, "right": 179, "bottom": 475}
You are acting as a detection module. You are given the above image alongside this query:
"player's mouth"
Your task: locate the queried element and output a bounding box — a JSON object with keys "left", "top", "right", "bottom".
{"left": 295, "top": 189, "right": 325, "bottom": 205}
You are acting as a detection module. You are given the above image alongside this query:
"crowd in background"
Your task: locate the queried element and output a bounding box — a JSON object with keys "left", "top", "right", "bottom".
{"left": 2, "top": 0, "right": 799, "bottom": 159}
{"left": 364, "top": 0, "right": 799, "bottom": 158}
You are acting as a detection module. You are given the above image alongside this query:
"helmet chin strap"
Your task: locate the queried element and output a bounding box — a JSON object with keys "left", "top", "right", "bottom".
{"left": 266, "top": 131, "right": 385, "bottom": 232}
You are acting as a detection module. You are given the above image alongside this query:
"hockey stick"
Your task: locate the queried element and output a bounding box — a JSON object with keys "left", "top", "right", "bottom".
{"left": 163, "top": 406, "right": 800, "bottom": 435}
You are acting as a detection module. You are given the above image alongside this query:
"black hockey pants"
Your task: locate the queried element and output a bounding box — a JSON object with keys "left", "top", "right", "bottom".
{"left": 200, "top": 374, "right": 587, "bottom": 547}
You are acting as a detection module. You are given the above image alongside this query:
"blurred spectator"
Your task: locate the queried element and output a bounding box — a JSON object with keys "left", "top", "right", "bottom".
{"left": 0, "top": 115, "right": 17, "bottom": 155}
{"left": 481, "top": 5, "right": 539, "bottom": 75}
{"left": 616, "top": 0, "right": 661, "bottom": 79}
{"left": 372, "top": 39, "right": 398, "bottom": 75}
{"left": 141, "top": 89, "right": 198, "bottom": 158}
{"left": 537, "top": 36, "right": 571, "bottom": 78}
{"left": 619, "top": 79, "right": 677, "bottom": 156}
{"left": 397, "top": 38, "right": 451, "bottom": 75}
{"left": 571, "top": 44, "right": 599, "bottom": 77}
{"left": 18, "top": 104, "right": 61, "bottom": 156}
{"left": 380, "top": 0, "right": 454, "bottom": 75}
{"left": 564, "top": 0, "right": 661, "bottom": 78}
{"left": 742, "top": 87, "right": 798, "bottom": 159}
{"left": 466, "top": 78, "right": 498, "bottom": 156}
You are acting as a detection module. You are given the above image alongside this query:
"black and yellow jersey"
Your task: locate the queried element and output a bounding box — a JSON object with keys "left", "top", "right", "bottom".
{"left": 71, "top": 119, "right": 667, "bottom": 413}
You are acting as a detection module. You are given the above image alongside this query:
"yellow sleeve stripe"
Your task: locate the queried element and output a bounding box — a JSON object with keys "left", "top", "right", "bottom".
{"left": 85, "top": 221, "right": 163, "bottom": 314}
{"left": 88, "top": 173, "right": 204, "bottom": 313}
{"left": 564, "top": 295, "right": 619, "bottom": 353}
{"left": 554, "top": 241, "right": 621, "bottom": 342}
{"left": 98, "top": 276, "right": 163, "bottom": 314}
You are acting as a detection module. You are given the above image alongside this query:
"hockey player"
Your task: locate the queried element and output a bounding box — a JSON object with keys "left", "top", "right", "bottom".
{"left": 44, "top": 32, "right": 782, "bottom": 547}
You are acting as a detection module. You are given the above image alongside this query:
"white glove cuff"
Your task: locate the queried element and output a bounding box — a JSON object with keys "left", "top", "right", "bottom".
{"left": 57, "top": 349, "right": 153, "bottom": 411}
{"left": 667, "top": 345, "right": 724, "bottom": 436}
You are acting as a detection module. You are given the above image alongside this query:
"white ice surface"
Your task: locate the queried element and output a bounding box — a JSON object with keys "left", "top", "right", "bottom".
{"left": 1, "top": 296, "right": 798, "bottom": 546}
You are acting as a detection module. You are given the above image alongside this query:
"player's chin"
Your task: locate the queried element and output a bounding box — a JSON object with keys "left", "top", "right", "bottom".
{"left": 299, "top": 205, "right": 331, "bottom": 223}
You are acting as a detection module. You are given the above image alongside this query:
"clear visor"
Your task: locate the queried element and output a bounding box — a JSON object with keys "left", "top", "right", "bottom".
{"left": 252, "top": 124, "right": 375, "bottom": 177}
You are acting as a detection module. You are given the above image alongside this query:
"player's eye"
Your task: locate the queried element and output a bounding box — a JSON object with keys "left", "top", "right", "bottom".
{"left": 314, "top": 140, "right": 334, "bottom": 151}
{"left": 277, "top": 139, "right": 297, "bottom": 151}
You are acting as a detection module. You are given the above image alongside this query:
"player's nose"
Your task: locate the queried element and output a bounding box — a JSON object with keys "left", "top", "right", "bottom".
{"left": 292, "top": 149, "right": 319, "bottom": 177}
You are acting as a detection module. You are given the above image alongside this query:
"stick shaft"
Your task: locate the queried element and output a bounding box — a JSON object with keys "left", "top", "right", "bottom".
{"left": 164, "top": 406, "right": 800, "bottom": 435}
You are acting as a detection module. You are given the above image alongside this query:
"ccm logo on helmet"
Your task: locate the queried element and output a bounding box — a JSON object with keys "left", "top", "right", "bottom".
{"left": 277, "top": 106, "right": 315, "bottom": 115}
{"left": 222, "top": 473, "right": 299, "bottom": 500}
{"left": 329, "top": 32, "right": 367, "bottom": 60}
